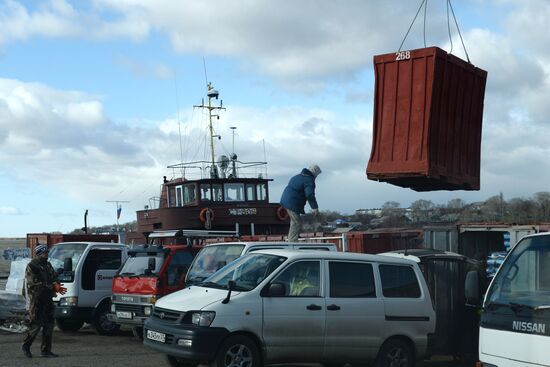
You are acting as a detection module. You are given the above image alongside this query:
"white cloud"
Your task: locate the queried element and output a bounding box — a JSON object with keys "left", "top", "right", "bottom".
{"left": 0, "top": 206, "right": 22, "bottom": 215}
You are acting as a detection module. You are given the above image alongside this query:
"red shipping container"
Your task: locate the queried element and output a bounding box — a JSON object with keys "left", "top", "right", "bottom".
{"left": 367, "top": 47, "right": 488, "bottom": 191}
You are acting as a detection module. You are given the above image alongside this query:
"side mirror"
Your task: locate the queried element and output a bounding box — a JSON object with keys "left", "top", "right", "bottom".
{"left": 63, "top": 257, "right": 73, "bottom": 272}
{"left": 148, "top": 257, "right": 156, "bottom": 271}
{"left": 465, "top": 270, "right": 480, "bottom": 306}
{"left": 261, "top": 282, "right": 286, "bottom": 297}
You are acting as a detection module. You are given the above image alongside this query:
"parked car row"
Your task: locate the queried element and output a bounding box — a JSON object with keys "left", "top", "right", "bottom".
{"left": 49, "top": 237, "right": 490, "bottom": 367}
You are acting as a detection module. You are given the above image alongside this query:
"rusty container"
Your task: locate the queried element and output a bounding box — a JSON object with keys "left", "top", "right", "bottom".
{"left": 367, "top": 47, "right": 488, "bottom": 191}
{"left": 346, "top": 229, "right": 423, "bottom": 254}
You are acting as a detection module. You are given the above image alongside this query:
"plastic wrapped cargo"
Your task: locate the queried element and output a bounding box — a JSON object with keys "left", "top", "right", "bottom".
{"left": 367, "top": 47, "right": 488, "bottom": 191}
{"left": 5, "top": 258, "right": 30, "bottom": 294}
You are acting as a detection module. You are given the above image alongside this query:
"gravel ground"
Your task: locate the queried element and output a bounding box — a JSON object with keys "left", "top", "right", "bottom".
{"left": 0, "top": 325, "right": 474, "bottom": 367}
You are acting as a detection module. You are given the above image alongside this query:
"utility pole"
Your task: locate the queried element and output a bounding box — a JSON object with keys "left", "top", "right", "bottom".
{"left": 106, "top": 200, "right": 130, "bottom": 232}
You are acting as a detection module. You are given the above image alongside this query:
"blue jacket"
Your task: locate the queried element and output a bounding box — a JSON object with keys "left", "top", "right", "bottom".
{"left": 280, "top": 168, "right": 318, "bottom": 214}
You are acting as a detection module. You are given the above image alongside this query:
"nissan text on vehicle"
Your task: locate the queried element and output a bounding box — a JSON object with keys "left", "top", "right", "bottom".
{"left": 477, "top": 232, "right": 550, "bottom": 367}
{"left": 143, "top": 249, "right": 435, "bottom": 367}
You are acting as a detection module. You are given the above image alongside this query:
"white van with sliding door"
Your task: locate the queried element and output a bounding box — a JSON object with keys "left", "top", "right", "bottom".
{"left": 143, "top": 249, "right": 435, "bottom": 367}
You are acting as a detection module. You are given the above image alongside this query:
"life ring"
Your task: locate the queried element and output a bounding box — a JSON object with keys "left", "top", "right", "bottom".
{"left": 199, "top": 208, "right": 215, "bottom": 223}
{"left": 276, "top": 206, "right": 289, "bottom": 221}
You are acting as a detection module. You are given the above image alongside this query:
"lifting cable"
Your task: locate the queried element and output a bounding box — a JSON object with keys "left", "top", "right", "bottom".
{"left": 398, "top": 0, "right": 471, "bottom": 64}
{"left": 447, "top": 0, "right": 470, "bottom": 63}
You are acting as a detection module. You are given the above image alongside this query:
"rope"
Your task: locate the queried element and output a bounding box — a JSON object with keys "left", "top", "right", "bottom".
{"left": 448, "top": 0, "right": 470, "bottom": 63}
{"left": 423, "top": 0, "right": 428, "bottom": 48}
{"left": 447, "top": 0, "right": 454, "bottom": 54}
{"left": 398, "top": 0, "right": 427, "bottom": 52}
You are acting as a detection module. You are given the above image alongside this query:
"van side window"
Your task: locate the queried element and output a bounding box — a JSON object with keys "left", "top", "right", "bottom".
{"left": 379, "top": 265, "right": 421, "bottom": 298}
{"left": 81, "top": 249, "right": 122, "bottom": 290}
{"left": 166, "top": 251, "right": 195, "bottom": 286}
{"left": 271, "top": 261, "right": 320, "bottom": 297}
{"left": 329, "top": 262, "right": 375, "bottom": 298}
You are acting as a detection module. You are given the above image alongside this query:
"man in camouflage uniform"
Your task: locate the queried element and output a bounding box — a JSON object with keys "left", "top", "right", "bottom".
{"left": 22, "top": 243, "right": 65, "bottom": 358}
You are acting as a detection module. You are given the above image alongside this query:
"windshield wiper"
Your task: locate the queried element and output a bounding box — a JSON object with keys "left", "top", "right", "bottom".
{"left": 534, "top": 305, "right": 550, "bottom": 312}
{"left": 187, "top": 276, "right": 206, "bottom": 286}
{"left": 199, "top": 281, "right": 226, "bottom": 289}
{"left": 118, "top": 272, "right": 136, "bottom": 277}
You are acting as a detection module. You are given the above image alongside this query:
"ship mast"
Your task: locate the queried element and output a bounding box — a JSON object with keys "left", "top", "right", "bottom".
{"left": 194, "top": 82, "right": 226, "bottom": 178}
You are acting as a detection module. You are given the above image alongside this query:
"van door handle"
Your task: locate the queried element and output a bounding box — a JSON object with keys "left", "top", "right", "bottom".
{"left": 306, "top": 304, "right": 322, "bottom": 311}
{"left": 327, "top": 304, "right": 340, "bottom": 311}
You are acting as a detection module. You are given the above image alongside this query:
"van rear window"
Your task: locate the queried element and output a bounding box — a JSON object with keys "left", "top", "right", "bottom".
{"left": 379, "top": 265, "right": 421, "bottom": 298}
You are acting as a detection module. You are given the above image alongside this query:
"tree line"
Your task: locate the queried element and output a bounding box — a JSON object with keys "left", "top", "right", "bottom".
{"left": 71, "top": 192, "right": 550, "bottom": 234}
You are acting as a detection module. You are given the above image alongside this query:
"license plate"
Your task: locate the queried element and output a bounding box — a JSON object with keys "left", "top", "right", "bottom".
{"left": 146, "top": 330, "right": 166, "bottom": 343}
{"left": 116, "top": 311, "right": 132, "bottom": 319}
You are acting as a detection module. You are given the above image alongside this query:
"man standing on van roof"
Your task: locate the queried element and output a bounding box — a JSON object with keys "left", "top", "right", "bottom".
{"left": 22, "top": 243, "right": 66, "bottom": 358}
{"left": 280, "top": 164, "right": 322, "bottom": 242}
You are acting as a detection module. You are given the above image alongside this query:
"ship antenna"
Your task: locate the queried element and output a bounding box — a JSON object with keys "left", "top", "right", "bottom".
{"left": 202, "top": 57, "right": 209, "bottom": 90}
{"left": 174, "top": 71, "right": 185, "bottom": 178}
{"left": 263, "top": 139, "right": 268, "bottom": 179}
{"left": 193, "top": 77, "right": 226, "bottom": 178}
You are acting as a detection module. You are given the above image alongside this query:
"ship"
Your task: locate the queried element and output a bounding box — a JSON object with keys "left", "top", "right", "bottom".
{"left": 131, "top": 83, "right": 289, "bottom": 243}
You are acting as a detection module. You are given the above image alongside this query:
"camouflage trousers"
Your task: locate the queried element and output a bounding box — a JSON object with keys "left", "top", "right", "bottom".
{"left": 22, "top": 300, "right": 55, "bottom": 353}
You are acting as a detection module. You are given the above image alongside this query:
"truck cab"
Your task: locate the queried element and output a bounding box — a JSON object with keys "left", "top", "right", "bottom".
{"left": 49, "top": 242, "right": 128, "bottom": 335}
{"left": 111, "top": 243, "right": 201, "bottom": 337}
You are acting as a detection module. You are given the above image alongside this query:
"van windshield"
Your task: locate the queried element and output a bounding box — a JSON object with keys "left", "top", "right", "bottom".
{"left": 201, "top": 253, "right": 286, "bottom": 291}
{"left": 48, "top": 243, "right": 87, "bottom": 274}
{"left": 186, "top": 244, "right": 245, "bottom": 285}
{"left": 486, "top": 235, "right": 550, "bottom": 311}
{"left": 118, "top": 253, "right": 164, "bottom": 276}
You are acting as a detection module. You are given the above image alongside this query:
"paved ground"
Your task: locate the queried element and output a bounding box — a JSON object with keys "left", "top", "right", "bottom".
{"left": 0, "top": 324, "right": 474, "bottom": 367}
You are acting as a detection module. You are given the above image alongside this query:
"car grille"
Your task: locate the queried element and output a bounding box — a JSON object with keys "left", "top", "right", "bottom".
{"left": 152, "top": 307, "right": 184, "bottom": 322}
{"left": 115, "top": 303, "right": 144, "bottom": 315}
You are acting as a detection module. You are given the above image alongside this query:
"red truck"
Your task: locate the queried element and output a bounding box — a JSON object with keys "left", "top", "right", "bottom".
{"left": 110, "top": 243, "right": 201, "bottom": 337}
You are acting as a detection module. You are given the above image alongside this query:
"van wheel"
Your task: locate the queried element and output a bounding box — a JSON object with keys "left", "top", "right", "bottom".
{"left": 210, "top": 335, "right": 261, "bottom": 367}
{"left": 93, "top": 305, "right": 120, "bottom": 336}
{"left": 166, "top": 355, "right": 199, "bottom": 367}
{"left": 374, "top": 339, "right": 414, "bottom": 367}
{"left": 55, "top": 318, "right": 84, "bottom": 332}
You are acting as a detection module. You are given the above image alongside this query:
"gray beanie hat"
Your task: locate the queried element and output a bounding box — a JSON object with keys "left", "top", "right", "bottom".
{"left": 35, "top": 244, "right": 49, "bottom": 256}
{"left": 308, "top": 164, "right": 322, "bottom": 178}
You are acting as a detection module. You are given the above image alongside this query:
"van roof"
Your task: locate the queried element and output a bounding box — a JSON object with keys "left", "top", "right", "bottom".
{"left": 251, "top": 248, "right": 417, "bottom": 265}
{"left": 204, "top": 241, "right": 336, "bottom": 247}
{"left": 55, "top": 242, "right": 125, "bottom": 248}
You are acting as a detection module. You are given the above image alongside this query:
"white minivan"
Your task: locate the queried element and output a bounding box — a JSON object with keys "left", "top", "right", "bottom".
{"left": 143, "top": 250, "right": 435, "bottom": 367}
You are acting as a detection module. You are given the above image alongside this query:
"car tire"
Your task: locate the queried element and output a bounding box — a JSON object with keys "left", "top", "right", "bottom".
{"left": 93, "top": 304, "right": 120, "bottom": 336}
{"left": 55, "top": 318, "right": 84, "bottom": 332}
{"left": 166, "top": 355, "right": 199, "bottom": 367}
{"left": 210, "top": 335, "right": 261, "bottom": 367}
{"left": 374, "top": 339, "right": 414, "bottom": 367}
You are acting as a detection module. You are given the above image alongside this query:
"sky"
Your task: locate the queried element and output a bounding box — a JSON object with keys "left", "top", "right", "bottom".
{"left": 1, "top": 0, "right": 550, "bottom": 237}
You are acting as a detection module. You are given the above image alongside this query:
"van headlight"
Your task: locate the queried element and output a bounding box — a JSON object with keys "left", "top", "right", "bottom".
{"left": 191, "top": 311, "right": 215, "bottom": 326}
{"left": 144, "top": 306, "right": 152, "bottom": 316}
{"left": 59, "top": 297, "right": 78, "bottom": 307}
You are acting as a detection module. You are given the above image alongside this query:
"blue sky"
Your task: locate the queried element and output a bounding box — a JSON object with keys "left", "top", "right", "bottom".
{"left": 1, "top": 0, "right": 550, "bottom": 237}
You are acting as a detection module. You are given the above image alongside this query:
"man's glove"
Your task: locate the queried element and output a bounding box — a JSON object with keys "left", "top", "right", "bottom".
{"left": 53, "top": 282, "right": 67, "bottom": 295}
{"left": 311, "top": 208, "right": 319, "bottom": 216}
